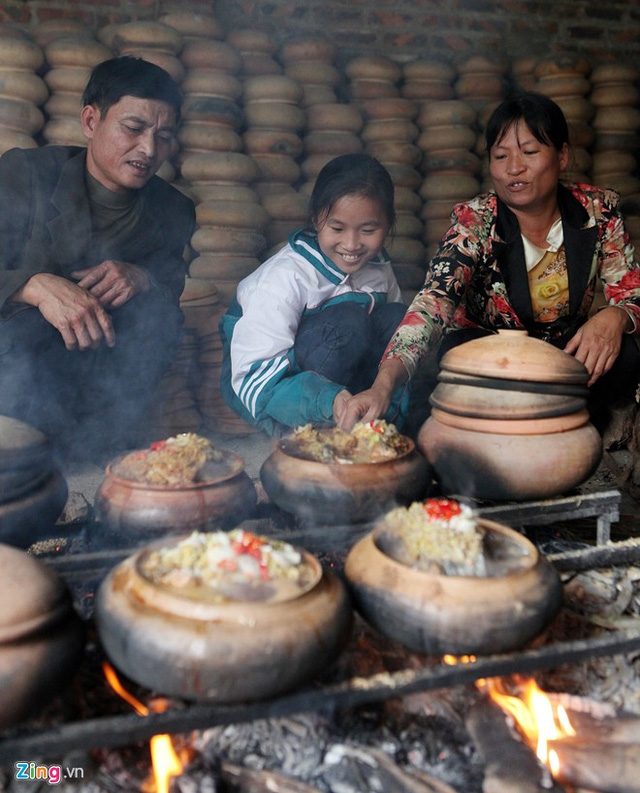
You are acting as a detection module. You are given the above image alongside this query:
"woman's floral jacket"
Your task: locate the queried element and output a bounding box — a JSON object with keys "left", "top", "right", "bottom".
{"left": 385, "top": 182, "right": 640, "bottom": 376}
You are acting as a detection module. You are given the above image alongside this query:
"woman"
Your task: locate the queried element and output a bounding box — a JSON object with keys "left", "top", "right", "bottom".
{"left": 338, "top": 91, "right": 640, "bottom": 432}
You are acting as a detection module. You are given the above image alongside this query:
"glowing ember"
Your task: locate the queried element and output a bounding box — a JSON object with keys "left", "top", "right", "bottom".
{"left": 103, "top": 662, "right": 183, "bottom": 792}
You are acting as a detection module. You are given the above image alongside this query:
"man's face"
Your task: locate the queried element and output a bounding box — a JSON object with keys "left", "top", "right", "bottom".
{"left": 81, "top": 95, "right": 178, "bottom": 193}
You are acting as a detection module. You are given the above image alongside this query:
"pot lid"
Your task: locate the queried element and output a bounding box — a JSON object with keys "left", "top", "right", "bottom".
{"left": 430, "top": 381, "right": 587, "bottom": 419}
{"left": 0, "top": 416, "right": 51, "bottom": 471}
{"left": 0, "top": 543, "right": 71, "bottom": 643}
{"left": 440, "top": 330, "right": 589, "bottom": 385}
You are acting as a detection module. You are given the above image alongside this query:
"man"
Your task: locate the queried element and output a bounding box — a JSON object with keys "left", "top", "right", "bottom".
{"left": 0, "top": 56, "right": 195, "bottom": 458}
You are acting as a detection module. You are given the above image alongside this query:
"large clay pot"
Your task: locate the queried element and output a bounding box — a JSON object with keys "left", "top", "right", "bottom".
{"left": 0, "top": 416, "right": 68, "bottom": 549}
{"left": 260, "top": 437, "right": 432, "bottom": 523}
{"left": 0, "top": 544, "right": 85, "bottom": 729}
{"left": 95, "top": 450, "right": 257, "bottom": 546}
{"left": 417, "top": 414, "right": 602, "bottom": 501}
{"left": 419, "top": 330, "right": 601, "bottom": 500}
{"left": 344, "top": 518, "right": 562, "bottom": 656}
{"left": 95, "top": 536, "right": 352, "bottom": 702}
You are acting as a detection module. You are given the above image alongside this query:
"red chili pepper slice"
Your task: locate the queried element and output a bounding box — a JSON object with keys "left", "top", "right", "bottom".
{"left": 368, "top": 420, "right": 385, "bottom": 434}
{"left": 422, "top": 498, "right": 462, "bottom": 521}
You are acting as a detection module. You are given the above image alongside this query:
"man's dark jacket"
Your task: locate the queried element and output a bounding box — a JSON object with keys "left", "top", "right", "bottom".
{"left": 0, "top": 145, "right": 195, "bottom": 317}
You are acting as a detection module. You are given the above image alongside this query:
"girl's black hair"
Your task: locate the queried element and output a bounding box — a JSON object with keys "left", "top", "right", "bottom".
{"left": 486, "top": 91, "right": 570, "bottom": 153}
{"left": 82, "top": 56, "right": 183, "bottom": 123}
{"left": 309, "top": 153, "right": 396, "bottom": 231}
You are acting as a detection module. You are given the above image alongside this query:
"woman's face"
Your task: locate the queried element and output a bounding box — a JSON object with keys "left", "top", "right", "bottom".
{"left": 489, "top": 120, "right": 569, "bottom": 215}
{"left": 316, "top": 194, "right": 389, "bottom": 275}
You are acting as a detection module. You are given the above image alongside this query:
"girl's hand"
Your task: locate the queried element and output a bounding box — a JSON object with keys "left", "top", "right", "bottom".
{"left": 332, "top": 389, "right": 353, "bottom": 425}
{"left": 563, "top": 306, "right": 632, "bottom": 385}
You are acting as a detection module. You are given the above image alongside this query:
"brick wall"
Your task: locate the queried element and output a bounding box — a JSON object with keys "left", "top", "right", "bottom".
{"left": 1, "top": 0, "right": 639, "bottom": 68}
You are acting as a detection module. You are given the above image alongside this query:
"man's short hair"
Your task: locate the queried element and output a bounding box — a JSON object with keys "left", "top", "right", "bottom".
{"left": 82, "top": 56, "right": 183, "bottom": 122}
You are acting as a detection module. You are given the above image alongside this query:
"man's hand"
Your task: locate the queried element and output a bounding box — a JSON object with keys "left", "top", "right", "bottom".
{"left": 72, "top": 260, "right": 150, "bottom": 309}
{"left": 13, "top": 272, "right": 115, "bottom": 351}
{"left": 563, "top": 306, "right": 632, "bottom": 385}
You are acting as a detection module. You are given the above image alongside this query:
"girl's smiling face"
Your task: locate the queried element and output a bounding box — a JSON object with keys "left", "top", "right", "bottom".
{"left": 315, "top": 193, "right": 390, "bottom": 275}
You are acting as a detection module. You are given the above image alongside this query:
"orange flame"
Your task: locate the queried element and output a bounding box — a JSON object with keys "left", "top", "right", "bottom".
{"left": 442, "top": 655, "right": 574, "bottom": 778}
{"left": 103, "top": 662, "right": 183, "bottom": 793}
{"left": 483, "top": 676, "right": 575, "bottom": 768}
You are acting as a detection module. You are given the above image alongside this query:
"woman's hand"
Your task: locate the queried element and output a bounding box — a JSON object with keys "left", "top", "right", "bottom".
{"left": 563, "top": 306, "right": 632, "bottom": 385}
{"left": 337, "top": 358, "right": 409, "bottom": 431}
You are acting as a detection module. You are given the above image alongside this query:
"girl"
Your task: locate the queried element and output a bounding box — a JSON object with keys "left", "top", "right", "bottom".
{"left": 219, "top": 153, "right": 408, "bottom": 436}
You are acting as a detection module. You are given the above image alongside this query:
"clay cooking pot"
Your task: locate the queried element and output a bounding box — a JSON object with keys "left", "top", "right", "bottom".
{"left": 344, "top": 517, "right": 562, "bottom": 656}
{"left": 95, "top": 535, "right": 353, "bottom": 702}
{"left": 0, "top": 543, "right": 85, "bottom": 729}
{"left": 95, "top": 449, "right": 257, "bottom": 545}
{"left": 260, "top": 435, "right": 432, "bottom": 523}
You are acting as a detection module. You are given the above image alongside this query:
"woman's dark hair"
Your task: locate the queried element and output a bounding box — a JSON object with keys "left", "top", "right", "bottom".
{"left": 82, "top": 56, "right": 183, "bottom": 123}
{"left": 309, "top": 153, "right": 396, "bottom": 231}
{"left": 485, "top": 91, "right": 570, "bottom": 153}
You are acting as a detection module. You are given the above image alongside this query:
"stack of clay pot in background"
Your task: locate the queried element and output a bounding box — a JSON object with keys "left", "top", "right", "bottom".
{"left": 0, "top": 27, "right": 45, "bottom": 154}
{"left": 146, "top": 314, "right": 202, "bottom": 438}
{"left": 278, "top": 36, "right": 342, "bottom": 194}
{"left": 279, "top": 35, "right": 341, "bottom": 109}
{"left": 300, "top": 99, "right": 363, "bottom": 197}
{"left": 177, "top": 277, "right": 225, "bottom": 437}
{"left": 455, "top": 55, "right": 506, "bottom": 114}
{"left": 510, "top": 56, "right": 538, "bottom": 92}
{"left": 357, "top": 95, "right": 424, "bottom": 296}
{"left": 41, "top": 31, "right": 112, "bottom": 147}
{"left": 417, "top": 99, "right": 481, "bottom": 258}
{"left": 535, "top": 55, "right": 594, "bottom": 182}
{"left": 185, "top": 152, "right": 266, "bottom": 303}
{"left": 346, "top": 55, "right": 425, "bottom": 288}
{"left": 590, "top": 64, "right": 640, "bottom": 191}
{"left": 589, "top": 63, "right": 640, "bottom": 254}
{"left": 242, "top": 73, "right": 305, "bottom": 252}
{"left": 227, "top": 28, "right": 281, "bottom": 79}
{"left": 346, "top": 55, "right": 402, "bottom": 105}
{"left": 177, "top": 35, "right": 244, "bottom": 166}
{"left": 111, "top": 20, "right": 185, "bottom": 86}
{"left": 401, "top": 59, "right": 456, "bottom": 103}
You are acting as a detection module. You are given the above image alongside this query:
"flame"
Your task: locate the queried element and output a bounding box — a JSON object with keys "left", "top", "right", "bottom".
{"left": 484, "top": 676, "right": 576, "bottom": 767}
{"left": 441, "top": 655, "right": 574, "bottom": 778}
{"left": 103, "top": 662, "right": 183, "bottom": 793}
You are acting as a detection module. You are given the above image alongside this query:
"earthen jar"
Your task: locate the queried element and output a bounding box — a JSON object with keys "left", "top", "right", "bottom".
{"left": 0, "top": 416, "right": 68, "bottom": 549}
{"left": 260, "top": 435, "right": 432, "bottom": 523}
{"left": 417, "top": 330, "right": 602, "bottom": 500}
{"left": 95, "top": 450, "right": 257, "bottom": 545}
{"left": 344, "top": 518, "right": 562, "bottom": 655}
{"left": 0, "top": 544, "right": 84, "bottom": 729}
{"left": 96, "top": 537, "right": 352, "bottom": 701}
